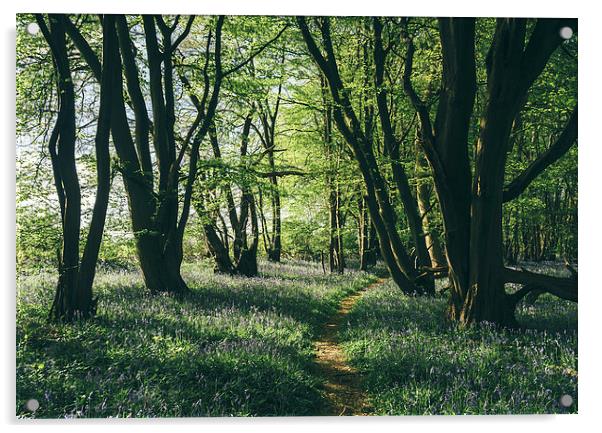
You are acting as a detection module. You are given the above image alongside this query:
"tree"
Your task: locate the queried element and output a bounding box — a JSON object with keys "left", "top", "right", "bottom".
{"left": 193, "top": 111, "right": 261, "bottom": 276}
{"left": 60, "top": 14, "right": 223, "bottom": 294}
{"left": 182, "top": 17, "right": 290, "bottom": 273}
{"left": 403, "top": 17, "right": 578, "bottom": 324}
{"left": 297, "top": 16, "right": 433, "bottom": 295}
{"left": 255, "top": 77, "right": 284, "bottom": 262}
{"left": 36, "top": 14, "right": 115, "bottom": 320}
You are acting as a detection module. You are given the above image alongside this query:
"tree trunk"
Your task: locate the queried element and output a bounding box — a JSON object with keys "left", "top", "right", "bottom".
{"left": 373, "top": 19, "right": 434, "bottom": 293}
{"left": 266, "top": 152, "right": 282, "bottom": 262}
{"left": 358, "top": 197, "right": 370, "bottom": 271}
{"left": 76, "top": 15, "right": 115, "bottom": 305}
{"left": 236, "top": 196, "right": 260, "bottom": 277}
{"left": 328, "top": 187, "right": 345, "bottom": 274}
{"left": 40, "top": 14, "right": 117, "bottom": 320}
{"left": 112, "top": 18, "right": 189, "bottom": 295}
{"left": 322, "top": 76, "right": 345, "bottom": 274}
{"left": 297, "top": 17, "right": 423, "bottom": 294}
{"left": 462, "top": 102, "right": 517, "bottom": 324}
{"left": 199, "top": 111, "right": 260, "bottom": 277}
{"left": 415, "top": 135, "right": 446, "bottom": 269}
{"left": 403, "top": 18, "right": 577, "bottom": 325}
{"left": 43, "top": 15, "right": 82, "bottom": 321}
{"left": 358, "top": 196, "right": 378, "bottom": 271}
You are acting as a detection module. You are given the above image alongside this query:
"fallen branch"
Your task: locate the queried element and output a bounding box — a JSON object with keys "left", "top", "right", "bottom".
{"left": 504, "top": 266, "right": 577, "bottom": 307}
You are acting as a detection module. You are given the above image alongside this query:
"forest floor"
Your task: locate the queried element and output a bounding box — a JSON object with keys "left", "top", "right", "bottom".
{"left": 312, "top": 278, "right": 385, "bottom": 415}
{"left": 16, "top": 260, "right": 577, "bottom": 417}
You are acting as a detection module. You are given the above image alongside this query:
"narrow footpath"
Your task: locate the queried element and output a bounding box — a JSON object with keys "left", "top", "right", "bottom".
{"left": 313, "top": 278, "right": 385, "bottom": 416}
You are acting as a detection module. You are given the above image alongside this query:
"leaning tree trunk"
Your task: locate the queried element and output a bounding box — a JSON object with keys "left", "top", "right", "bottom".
{"left": 297, "top": 17, "right": 425, "bottom": 294}
{"left": 373, "top": 19, "right": 434, "bottom": 293}
{"left": 76, "top": 15, "right": 115, "bottom": 308}
{"left": 323, "top": 80, "right": 345, "bottom": 274}
{"left": 415, "top": 134, "right": 447, "bottom": 269}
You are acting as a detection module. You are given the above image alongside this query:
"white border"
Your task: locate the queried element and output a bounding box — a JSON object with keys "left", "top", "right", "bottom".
{"left": 3, "top": 1, "right": 600, "bottom": 432}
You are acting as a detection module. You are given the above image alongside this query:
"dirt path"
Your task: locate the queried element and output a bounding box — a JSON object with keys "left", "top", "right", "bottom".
{"left": 313, "top": 278, "right": 385, "bottom": 416}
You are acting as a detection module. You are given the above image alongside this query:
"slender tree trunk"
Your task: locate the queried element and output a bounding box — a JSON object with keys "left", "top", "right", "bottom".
{"left": 328, "top": 187, "right": 345, "bottom": 274}
{"left": 76, "top": 15, "right": 116, "bottom": 305}
{"left": 415, "top": 135, "right": 446, "bottom": 269}
{"left": 199, "top": 110, "right": 259, "bottom": 277}
{"left": 358, "top": 196, "right": 378, "bottom": 271}
{"left": 373, "top": 19, "right": 434, "bottom": 293}
{"left": 236, "top": 196, "right": 260, "bottom": 276}
{"left": 43, "top": 15, "right": 81, "bottom": 321}
{"left": 358, "top": 196, "right": 369, "bottom": 271}
{"left": 266, "top": 153, "right": 282, "bottom": 262}
{"left": 322, "top": 76, "right": 345, "bottom": 274}
{"left": 367, "top": 220, "right": 379, "bottom": 266}
{"left": 233, "top": 112, "right": 260, "bottom": 276}
{"left": 297, "top": 17, "right": 423, "bottom": 294}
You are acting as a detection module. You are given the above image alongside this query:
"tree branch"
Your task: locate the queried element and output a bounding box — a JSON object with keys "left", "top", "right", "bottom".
{"left": 223, "top": 23, "right": 289, "bottom": 77}
{"left": 503, "top": 107, "right": 577, "bottom": 202}
{"left": 62, "top": 15, "right": 102, "bottom": 81}
{"left": 504, "top": 266, "right": 577, "bottom": 306}
{"left": 254, "top": 169, "right": 306, "bottom": 178}
{"left": 170, "top": 16, "right": 195, "bottom": 53}
{"left": 520, "top": 18, "right": 578, "bottom": 93}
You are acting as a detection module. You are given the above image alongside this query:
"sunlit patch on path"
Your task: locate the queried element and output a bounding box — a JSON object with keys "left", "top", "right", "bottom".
{"left": 313, "top": 278, "right": 386, "bottom": 416}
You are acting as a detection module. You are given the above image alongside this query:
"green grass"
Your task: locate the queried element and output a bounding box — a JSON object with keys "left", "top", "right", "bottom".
{"left": 16, "top": 259, "right": 577, "bottom": 417}
{"left": 340, "top": 279, "right": 578, "bottom": 415}
{"left": 16, "top": 259, "right": 377, "bottom": 418}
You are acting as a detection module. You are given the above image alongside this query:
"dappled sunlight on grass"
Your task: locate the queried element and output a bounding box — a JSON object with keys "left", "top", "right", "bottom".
{"left": 16, "top": 260, "right": 577, "bottom": 417}
{"left": 16, "top": 260, "right": 376, "bottom": 418}
{"left": 341, "top": 279, "right": 577, "bottom": 415}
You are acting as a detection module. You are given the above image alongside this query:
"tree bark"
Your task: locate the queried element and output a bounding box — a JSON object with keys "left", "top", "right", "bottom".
{"left": 64, "top": 14, "right": 195, "bottom": 295}
{"left": 322, "top": 75, "right": 345, "bottom": 274}
{"left": 374, "top": 18, "right": 434, "bottom": 293}
{"left": 258, "top": 88, "right": 283, "bottom": 263}
{"left": 197, "top": 109, "right": 260, "bottom": 277}
{"left": 76, "top": 15, "right": 115, "bottom": 305}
